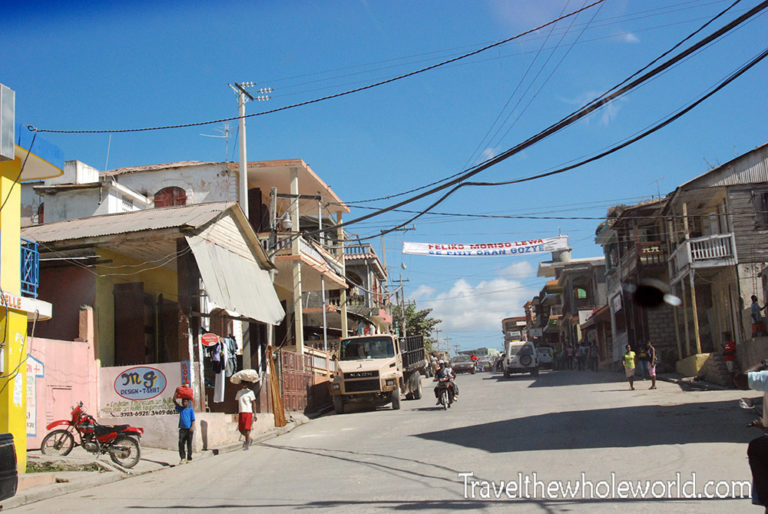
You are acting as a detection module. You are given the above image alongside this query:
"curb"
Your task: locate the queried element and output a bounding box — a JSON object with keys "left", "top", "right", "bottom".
{"left": 658, "top": 374, "right": 731, "bottom": 391}
{"left": 1, "top": 416, "right": 313, "bottom": 510}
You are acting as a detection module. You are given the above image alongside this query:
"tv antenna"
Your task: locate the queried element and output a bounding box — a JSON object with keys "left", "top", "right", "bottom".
{"left": 201, "top": 123, "right": 231, "bottom": 162}
{"left": 649, "top": 177, "right": 664, "bottom": 199}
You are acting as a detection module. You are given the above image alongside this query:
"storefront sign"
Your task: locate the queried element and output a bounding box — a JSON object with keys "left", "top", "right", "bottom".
{"left": 201, "top": 332, "right": 220, "bottom": 346}
{"left": 402, "top": 236, "right": 569, "bottom": 257}
{"left": 114, "top": 366, "right": 167, "bottom": 400}
{"left": 611, "top": 293, "right": 623, "bottom": 312}
{"left": 26, "top": 355, "right": 44, "bottom": 437}
{"left": 100, "top": 362, "right": 182, "bottom": 418}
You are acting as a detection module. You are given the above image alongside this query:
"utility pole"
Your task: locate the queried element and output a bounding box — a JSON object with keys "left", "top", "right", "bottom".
{"left": 228, "top": 82, "right": 271, "bottom": 370}
{"left": 380, "top": 226, "right": 414, "bottom": 314}
{"left": 390, "top": 275, "right": 410, "bottom": 337}
{"left": 228, "top": 82, "right": 272, "bottom": 220}
{"left": 318, "top": 193, "right": 328, "bottom": 352}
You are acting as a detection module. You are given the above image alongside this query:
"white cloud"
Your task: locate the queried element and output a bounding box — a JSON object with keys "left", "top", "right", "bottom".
{"left": 561, "top": 90, "right": 626, "bottom": 126}
{"left": 410, "top": 275, "right": 537, "bottom": 333}
{"left": 619, "top": 32, "right": 640, "bottom": 44}
{"left": 411, "top": 284, "right": 436, "bottom": 300}
{"left": 481, "top": 147, "right": 499, "bottom": 161}
{"left": 499, "top": 261, "right": 534, "bottom": 279}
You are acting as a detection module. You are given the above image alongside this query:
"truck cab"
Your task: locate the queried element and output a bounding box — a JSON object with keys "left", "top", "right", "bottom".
{"left": 330, "top": 334, "right": 425, "bottom": 414}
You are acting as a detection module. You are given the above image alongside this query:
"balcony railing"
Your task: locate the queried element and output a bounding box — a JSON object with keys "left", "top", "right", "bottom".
{"left": 21, "top": 238, "right": 39, "bottom": 298}
{"left": 619, "top": 240, "right": 666, "bottom": 280}
{"left": 256, "top": 232, "right": 345, "bottom": 277}
{"left": 669, "top": 233, "right": 737, "bottom": 284}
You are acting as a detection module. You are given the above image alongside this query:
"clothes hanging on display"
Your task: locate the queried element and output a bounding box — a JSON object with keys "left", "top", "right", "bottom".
{"left": 222, "top": 336, "right": 238, "bottom": 377}
{"left": 210, "top": 341, "right": 224, "bottom": 374}
{"left": 213, "top": 369, "right": 226, "bottom": 403}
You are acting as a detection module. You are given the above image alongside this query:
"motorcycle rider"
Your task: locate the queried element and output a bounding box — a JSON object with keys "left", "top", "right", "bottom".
{"left": 434, "top": 361, "right": 456, "bottom": 405}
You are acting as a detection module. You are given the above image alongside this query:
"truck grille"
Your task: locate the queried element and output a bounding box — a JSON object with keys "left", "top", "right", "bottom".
{"left": 344, "top": 379, "right": 380, "bottom": 392}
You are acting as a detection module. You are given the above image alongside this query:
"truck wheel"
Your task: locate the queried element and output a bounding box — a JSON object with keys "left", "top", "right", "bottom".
{"left": 391, "top": 385, "right": 401, "bottom": 410}
{"left": 333, "top": 395, "right": 345, "bottom": 414}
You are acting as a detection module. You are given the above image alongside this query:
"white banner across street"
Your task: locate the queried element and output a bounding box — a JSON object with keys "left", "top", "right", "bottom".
{"left": 402, "top": 236, "right": 569, "bottom": 257}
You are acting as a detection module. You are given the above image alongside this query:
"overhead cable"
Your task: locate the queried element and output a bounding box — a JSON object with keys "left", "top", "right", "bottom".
{"left": 316, "top": 0, "right": 768, "bottom": 240}
{"left": 341, "top": 0, "right": 744, "bottom": 206}
{"left": 29, "top": 1, "right": 604, "bottom": 135}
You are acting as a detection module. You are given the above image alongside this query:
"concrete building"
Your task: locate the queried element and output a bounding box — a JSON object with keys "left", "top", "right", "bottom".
{"left": 0, "top": 84, "right": 61, "bottom": 471}
{"left": 21, "top": 202, "right": 285, "bottom": 449}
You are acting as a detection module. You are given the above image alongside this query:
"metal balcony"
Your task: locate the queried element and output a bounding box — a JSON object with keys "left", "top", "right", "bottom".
{"left": 21, "top": 238, "right": 39, "bottom": 298}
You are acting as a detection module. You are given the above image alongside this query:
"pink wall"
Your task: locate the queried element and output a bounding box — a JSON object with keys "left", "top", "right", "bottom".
{"left": 26, "top": 336, "right": 99, "bottom": 449}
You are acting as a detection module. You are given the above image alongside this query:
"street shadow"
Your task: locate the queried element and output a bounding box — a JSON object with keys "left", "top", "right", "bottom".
{"left": 125, "top": 496, "right": 743, "bottom": 510}
{"left": 415, "top": 399, "right": 758, "bottom": 453}
{"left": 528, "top": 370, "right": 622, "bottom": 388}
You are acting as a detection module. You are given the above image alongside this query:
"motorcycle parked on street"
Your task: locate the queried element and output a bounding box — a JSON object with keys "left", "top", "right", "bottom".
{"left": 434, "top": 377, "right": 454, "bottom": 410}
{"left": 40, "top": 402, "right": 144, "bottom": 468}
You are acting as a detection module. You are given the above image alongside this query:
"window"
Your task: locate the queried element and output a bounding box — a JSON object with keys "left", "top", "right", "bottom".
{"left": 154, "top": 187, "right": 187, "bottom": 208}
{"left": 754, "top": 190, "right": 768, "bottom": 229}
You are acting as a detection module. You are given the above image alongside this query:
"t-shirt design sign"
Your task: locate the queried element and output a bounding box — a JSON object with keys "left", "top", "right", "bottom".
{"left": 100, "top": 362, "right": 183, "bottom": 418}
{"left": 402, "top": 236, "right": 569, "bottom": 257}
{"left": 114, "top": 366, "right": 167, "bottom": 400}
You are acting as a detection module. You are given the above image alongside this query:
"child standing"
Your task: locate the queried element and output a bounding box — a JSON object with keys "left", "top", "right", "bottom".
{"left": 174, "top": 397, "right": 195, "bottom": 464}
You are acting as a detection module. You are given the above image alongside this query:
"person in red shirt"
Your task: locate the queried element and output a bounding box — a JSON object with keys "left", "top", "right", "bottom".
{"left": 723, "top": 331, "right": 736, "bottom": 377}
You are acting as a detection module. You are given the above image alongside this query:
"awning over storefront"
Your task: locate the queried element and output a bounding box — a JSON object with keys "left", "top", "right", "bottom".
{"left": 186, "top": 235, "right": 285, "bottom": 325}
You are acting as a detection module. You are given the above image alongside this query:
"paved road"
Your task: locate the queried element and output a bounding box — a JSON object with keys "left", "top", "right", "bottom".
{"left": 13, "top": 369, "right": 762, "bottom": 512}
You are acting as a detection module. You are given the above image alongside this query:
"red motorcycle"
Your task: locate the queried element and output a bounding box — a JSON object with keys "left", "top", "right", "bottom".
{"left": 40, "top": 402, "right": 144, "bottom": 468}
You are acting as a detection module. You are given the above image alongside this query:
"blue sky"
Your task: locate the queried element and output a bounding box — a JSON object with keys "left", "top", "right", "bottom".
{"left": 4, "top": 0, "right": 767, "bottom": 352}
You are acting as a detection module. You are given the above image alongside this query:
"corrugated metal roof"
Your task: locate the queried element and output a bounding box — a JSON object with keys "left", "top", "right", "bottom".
{"left": 104, "top": 161, "right": 220, "bottom": 176}
{"left": 22, "top": 201, "right": 235, "bottom": 243}
{"left": 677, "top": 142, "right": 768, "bottom": 191}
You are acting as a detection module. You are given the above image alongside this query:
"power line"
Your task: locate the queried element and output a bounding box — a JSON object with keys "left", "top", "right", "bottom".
{"left": 340, "top": 0, "right": 745, "bottom": 207}
{"left": 375, "top": 45, "right": 768, "bottom": 239}
{"left": 29, "top": 1, "right": 605, "bottom": 135}
{"left": 335, "top": 1, "right": 768, "bottom": 242}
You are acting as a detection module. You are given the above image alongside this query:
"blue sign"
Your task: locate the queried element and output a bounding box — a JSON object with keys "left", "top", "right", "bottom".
{"left": 114, "top": 366, "right": 167, "bottom": 400}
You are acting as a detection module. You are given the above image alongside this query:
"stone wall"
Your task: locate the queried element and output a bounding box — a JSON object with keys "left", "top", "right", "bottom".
{"left": 647, "top": 305, "right": 678, "bottom": 372}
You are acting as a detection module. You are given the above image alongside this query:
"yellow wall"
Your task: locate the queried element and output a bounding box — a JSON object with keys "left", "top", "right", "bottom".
{"left": 93, "top": 248, "right": 178, "bottom": 366}
{"left": 0, "top": 160, "right": 28, "bottom": 471}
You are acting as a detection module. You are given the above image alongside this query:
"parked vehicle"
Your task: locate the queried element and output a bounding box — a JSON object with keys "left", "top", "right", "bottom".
{"left": 0, "top": 434, "right": 16, "bottom": 502}
{"left": 434, "top": 377, "right": 454, "bottom": 410}
{"left": 450, "top": 355, "right": 476, "bottom": 374}
{"left": 503, "top": 340, "right": 540, "bottom": 377}
{"left": 40, "top": 402, "right": 144, "bottom": 468}
{"left": 537, "top": 346, "right": 554, "bottom": 369}
{"left": 476, "top": 356, "right": 495, "bottom": 371}
{"left": 330, "top": 335, "right": 426, "bottom": 414}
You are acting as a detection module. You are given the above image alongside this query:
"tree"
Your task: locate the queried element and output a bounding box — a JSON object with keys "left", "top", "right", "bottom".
{"left": 392, "top": 303, "right": 441, "bottom": 353}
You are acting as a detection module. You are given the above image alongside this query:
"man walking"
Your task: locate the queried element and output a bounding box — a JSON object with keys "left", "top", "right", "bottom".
{"left": 174, "top": 397, "right": 195, "bottom": 465}
{"left": 236, "top": 382, "right": 257, "bottom": 450}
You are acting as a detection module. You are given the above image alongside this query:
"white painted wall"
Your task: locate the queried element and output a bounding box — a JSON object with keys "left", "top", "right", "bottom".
{"left": 114, "top": 163, "right": 236, "bottom": 206}
{"left": 48, "top": 160, "right": 101, "bottom": 185}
